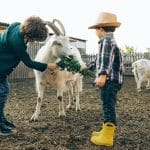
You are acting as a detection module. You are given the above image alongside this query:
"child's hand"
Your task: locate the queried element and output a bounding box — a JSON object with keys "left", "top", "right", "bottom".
{"left": 96, "top": 75, "right": 107, "bottom": 87}
{"left": 80, "top": 65, "right": 87, "bottom": 70}
{"left": 47, "top": 63, "right": 58, "bottom": 71}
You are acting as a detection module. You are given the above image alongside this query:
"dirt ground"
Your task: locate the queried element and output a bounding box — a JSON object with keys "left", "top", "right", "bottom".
{"left": 0, "top": 76, "right": 149, "bottom": 150}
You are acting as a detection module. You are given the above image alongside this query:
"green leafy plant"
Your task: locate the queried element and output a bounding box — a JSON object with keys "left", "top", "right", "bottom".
{"left": 56, "top": 56, "right": 95, "bottom": 78}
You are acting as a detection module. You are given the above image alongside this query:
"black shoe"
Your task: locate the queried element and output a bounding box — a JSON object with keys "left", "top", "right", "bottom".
{"left": 0, "top": 123, "right": 14, "bottom": 136}
{"left": 3, "top": 119, "right": 16, "bottom": 129}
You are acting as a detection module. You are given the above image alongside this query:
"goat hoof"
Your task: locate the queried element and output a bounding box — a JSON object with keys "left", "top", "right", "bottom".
{"left": 30, "top": 119, "right": 38, "bottom": 122}
{"left": 30, "top": 115, "right": 39, "bottom": 122}
{"left": 76, "top": 108, "right": 81, "bottom": 112}
{"left": 59, "top": 111, "right": 66, "bottom": 116}
{"left": 66, "top": 104, "right": 75, "bottom": 110}
{"left": 137, "top": 89, "right": 141, "bottom": 92}
{"left": 66, "top": 105, "right": 71, "bottom": 109}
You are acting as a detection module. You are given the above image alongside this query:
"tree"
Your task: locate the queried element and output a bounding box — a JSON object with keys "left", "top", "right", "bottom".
{"left": 146, "top": 48, "right": 150, "bottom": 53}
{"left": 123, "top": 45, "right": 136, "bottom": 54}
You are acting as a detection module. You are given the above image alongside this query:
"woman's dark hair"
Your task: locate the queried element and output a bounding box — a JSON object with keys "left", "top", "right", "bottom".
{"left": 20, "top": 16, "right": 48, "bottom": 42}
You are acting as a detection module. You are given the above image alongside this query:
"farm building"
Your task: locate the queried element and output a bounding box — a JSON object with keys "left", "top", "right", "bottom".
{"left": 69, "top": 37, "right": 86, "bottom": 55}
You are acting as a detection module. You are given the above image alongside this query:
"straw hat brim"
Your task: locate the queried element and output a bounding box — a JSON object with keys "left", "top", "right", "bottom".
{"left": 88, "top": 22, "right": 121, "bottom": 29}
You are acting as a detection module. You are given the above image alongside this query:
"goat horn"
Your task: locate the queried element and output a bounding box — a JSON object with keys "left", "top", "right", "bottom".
{"left": 53, "top": 19, "right": 66, "bottom": 36}
{"left": 45, "top": 21, "right": 61, "bottom": 35}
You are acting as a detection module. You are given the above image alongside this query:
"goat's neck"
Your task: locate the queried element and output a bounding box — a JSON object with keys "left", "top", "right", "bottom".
{"left": 45, "top": 50, "right": 58, "bottom": 63}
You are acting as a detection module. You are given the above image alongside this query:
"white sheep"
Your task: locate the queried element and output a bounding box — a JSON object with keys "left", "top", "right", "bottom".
{"left": 31, "top": 19, "right": 86, "bottom": 121}
{"left": 132, "top": 59, "right": 150, "bottom": 92}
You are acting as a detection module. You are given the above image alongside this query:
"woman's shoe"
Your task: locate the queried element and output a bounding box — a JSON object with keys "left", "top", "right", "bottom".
{"left": 3, "top": 118, "right": 16, "bottom": 130}
{"left": 0, "top": 123, "right": 14, "bottom": 136}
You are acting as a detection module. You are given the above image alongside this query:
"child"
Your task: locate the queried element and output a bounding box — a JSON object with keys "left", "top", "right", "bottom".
{"left": 0, "top": 16, "right": 57, "bottom": 135}
{"left": 88, "top": 12, "right": 123, "bottom": 146}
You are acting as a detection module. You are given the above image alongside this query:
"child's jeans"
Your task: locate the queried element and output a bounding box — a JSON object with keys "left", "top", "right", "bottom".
{"left": 99, "top": 80, "right": 122, "bottom": 125}
{"left": 0, "top": 79, "right": 9, "bottom": 124}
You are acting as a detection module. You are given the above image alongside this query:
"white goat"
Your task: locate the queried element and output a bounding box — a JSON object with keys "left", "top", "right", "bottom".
{"left": 132, "top": 59, "right": 150, "bottom": 92}
{"left": 31, "top": 19, "right": 86, "bottom": 121}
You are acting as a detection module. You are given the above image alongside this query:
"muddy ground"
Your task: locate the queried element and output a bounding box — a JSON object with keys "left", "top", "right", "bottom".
{"left": 0, "top": 76, "right": 149, "bottom": 150}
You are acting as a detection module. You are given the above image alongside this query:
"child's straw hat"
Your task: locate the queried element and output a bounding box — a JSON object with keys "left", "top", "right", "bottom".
{"left": 88, "top": 12, "right": 121, "bottom": 29}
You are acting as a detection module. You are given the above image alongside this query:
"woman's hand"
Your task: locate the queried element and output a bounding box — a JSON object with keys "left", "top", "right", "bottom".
{"left": 96, "top": 75, "right": 107, "bottom": 87}
{"left": 47, "top": 63, "right": 58, "bottom": 71}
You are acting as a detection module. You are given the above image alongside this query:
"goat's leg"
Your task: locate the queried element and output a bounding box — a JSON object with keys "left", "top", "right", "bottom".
{"left": 137, "top": 77, "right": 143, "bottom": 92}
{"left": 66, "top": 82, "right": 74, "bottom": 109}
{"left": 74, "top": 81, "right": 81, "bottom": 112}
{"left": 57, "top": 90, "right": 66, "bottom": 116}
{"left": 31, "top": 84, "right": 45, "bottom": 121}
{"left": 146, "top": 79, "right": 150, "bottom": 89}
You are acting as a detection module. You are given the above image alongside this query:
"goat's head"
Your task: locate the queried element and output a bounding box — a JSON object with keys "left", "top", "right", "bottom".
{"left": 69, "top": 45, "right": 86, "bottom": 67}
{"left": 45, "top": 19, "right": 73, "bottom": 59}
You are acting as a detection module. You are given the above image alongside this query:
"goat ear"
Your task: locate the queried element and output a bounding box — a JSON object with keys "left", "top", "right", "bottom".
{"left": 53, "top": 19, "right": 66, "bottom": 36}
{"left": 45, "top": 21, "right": 61, "bottom": 35}
{"left": 69, "top": 38, "right": 77, "bottom": 42}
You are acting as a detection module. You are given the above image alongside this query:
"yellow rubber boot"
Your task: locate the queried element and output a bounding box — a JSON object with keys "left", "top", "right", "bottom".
{"left": 91, "top": 122, "right": 116, "bottom": 146}
{"left": 91, "top": 123, "right": 104, "bottom": 136}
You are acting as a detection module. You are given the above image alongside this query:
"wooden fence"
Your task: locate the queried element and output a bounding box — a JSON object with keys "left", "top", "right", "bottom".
{"left": 8, "top": 43, "right": 150, "bottom": 80}
{"left": 82, "top": 53, "right": 150, "bottom": 76}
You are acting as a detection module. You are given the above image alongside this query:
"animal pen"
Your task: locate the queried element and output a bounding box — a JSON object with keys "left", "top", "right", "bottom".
{"left": 2, "top": 43, "right": 150, "bottom": 150}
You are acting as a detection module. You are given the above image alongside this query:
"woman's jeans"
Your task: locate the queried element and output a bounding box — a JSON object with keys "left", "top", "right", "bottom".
{"left": 0, "top": 79, "right": 9, "bottom": 124}
{"left": 99, "top": 80, "right": 122, "bottom": 125}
